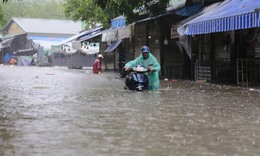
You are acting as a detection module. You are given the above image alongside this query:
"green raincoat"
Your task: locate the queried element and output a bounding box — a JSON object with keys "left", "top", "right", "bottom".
{"left": 125, "top": 52, "right": 161, "bottom": 90}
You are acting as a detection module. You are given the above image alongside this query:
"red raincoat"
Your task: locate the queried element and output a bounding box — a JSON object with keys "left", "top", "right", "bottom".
{"left": 92, "top": 58, "right": 101, "bottom": 74}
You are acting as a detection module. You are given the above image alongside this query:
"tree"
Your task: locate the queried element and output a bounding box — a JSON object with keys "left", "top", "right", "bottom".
{"left": 64, "top": 0, "right": 170, "bottom": 28}
{"left": 94, "top": 0, "right": 170, "bottom": 22}
{"left": 0, "top": 6, "right": 5, "bottom": 26}
{"left": 1, "top": 0, "right": 67, "bottom": 20}
{"left": 64, "top": 0, "right": 110, "bottom": 28}
{"left": 0, "top": 0, "right": 68, "bottom": 32}
{"left": 0, "top": 0, "right": 8, "bottom": 26}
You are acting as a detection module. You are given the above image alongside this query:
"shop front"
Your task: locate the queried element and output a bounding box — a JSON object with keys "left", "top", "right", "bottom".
{"left": 178, "top": 0, "right": 260, "bottom": 86}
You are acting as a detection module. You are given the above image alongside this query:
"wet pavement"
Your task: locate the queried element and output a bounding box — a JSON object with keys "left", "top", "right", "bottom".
{"left": 0, "top": 65, "right": 260, "bottom": 156}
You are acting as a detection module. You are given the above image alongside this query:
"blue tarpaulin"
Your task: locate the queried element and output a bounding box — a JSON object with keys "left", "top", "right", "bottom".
{"left": 111, "top": 16, "right": 126, "bottom": 29}
{"left": 28, "top": 36, "right": 67, "bottom": 41}
{"left": 175, "top": 3, "right": 204, "bottom": 17}
{"left": 105, "top": 40, "right": 122, "bottom": 52}
{"left": 4, "top": 52, "right": 13, "bottom": 63}
{"left": 178, "top": 0, "right": 260, "bottom": 35}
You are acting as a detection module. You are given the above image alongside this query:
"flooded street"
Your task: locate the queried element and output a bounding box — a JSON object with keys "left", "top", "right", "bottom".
{"left": 1, "top": 65, "right": 260, "bottom": 156}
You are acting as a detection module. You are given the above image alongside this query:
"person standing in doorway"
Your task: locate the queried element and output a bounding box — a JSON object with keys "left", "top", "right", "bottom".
{"left": 93, "top": 54, "right": 104, "bottom": 74}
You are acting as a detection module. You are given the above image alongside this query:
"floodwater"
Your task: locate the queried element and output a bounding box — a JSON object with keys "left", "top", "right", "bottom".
{"left": 0, "top": 65, "right": 260, "bottom": 156}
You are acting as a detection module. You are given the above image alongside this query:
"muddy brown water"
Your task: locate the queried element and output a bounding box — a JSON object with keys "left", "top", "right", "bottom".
{"left": 0, "top": 66, "right": 260, "bottom": 156}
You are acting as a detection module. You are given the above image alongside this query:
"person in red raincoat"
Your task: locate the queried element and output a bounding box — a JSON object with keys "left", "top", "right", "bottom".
{"left": 92, "top": 54, "right": 104, "bottom": 74}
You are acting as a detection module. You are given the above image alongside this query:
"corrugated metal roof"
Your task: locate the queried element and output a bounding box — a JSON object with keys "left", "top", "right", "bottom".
{"left": 12, "top": 18, "right": 82, "bottom": 35}
{"left": 78, "top": 30, "right": 103, "bottom": 42}
{"left": 59, "top": 26, "right": 103, "bottom": 45}
{"left": 1, "top": 33, "right": 27, "bottom": 40}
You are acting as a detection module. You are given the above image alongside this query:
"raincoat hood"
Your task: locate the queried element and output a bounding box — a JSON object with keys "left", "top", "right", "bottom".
{"left": 140, "top": 52, "right": 150, "bottom": 60}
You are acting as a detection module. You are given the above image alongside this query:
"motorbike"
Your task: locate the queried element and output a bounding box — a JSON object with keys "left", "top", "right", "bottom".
{"left": 124, "top": 66, "right": 149, "bottom": 91}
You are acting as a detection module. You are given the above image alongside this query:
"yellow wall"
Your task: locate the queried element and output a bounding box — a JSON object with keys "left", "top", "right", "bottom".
{"left": 5, "top": 22, "right": 24, "bottom": 35}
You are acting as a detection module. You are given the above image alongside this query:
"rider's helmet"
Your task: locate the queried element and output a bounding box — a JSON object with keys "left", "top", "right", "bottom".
{"left": 141, "top": 46, "right": 150, "bottom": 53}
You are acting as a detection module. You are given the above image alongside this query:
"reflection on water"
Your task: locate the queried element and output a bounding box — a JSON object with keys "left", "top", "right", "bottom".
{"left": 0, "top": 66, "right": 260, "bottom": 156}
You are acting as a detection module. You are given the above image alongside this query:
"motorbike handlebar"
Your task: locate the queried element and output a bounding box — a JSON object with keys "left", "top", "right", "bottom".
{"left": 124, "top": 67, "right": 156, "bottom": 72}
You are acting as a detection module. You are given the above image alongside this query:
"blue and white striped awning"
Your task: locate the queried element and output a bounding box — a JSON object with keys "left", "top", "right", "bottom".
{"left": 178, "top": 0, "right": 260, "bottom": 35}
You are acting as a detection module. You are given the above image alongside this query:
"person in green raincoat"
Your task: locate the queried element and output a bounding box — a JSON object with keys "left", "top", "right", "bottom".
{"left": 124, "top": 46, "right": 161, "bottom": 90}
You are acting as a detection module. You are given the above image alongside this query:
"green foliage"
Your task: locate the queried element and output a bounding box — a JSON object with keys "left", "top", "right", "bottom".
{"left": 64, "top": 0, "right": 110, "bottom": 28}
{"left": 1, "top": 0, "right": 68, "bottom": 20}
{"left": 65, "top": 0, "right": 170, "bottom": 28}
{"left": 94, "top": 0, "right": 170, "bottom": 23}
{"left": 0, "top": 0, "right": 68, "bottom": 32}
{"left": 147, "top": 0, "right": 169, "bottom": 16}
{"left": 0, "top": 0, "right": 7, "bottom": 29}
{"left": 1, "top": 0, "right": 171, "bottom": 31}
{"left": 0, "top": 6, "right": 5, "bottom": 26}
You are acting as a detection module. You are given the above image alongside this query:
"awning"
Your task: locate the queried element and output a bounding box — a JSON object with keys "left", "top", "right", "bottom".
{"left": 177, "top": 2, "right": 221, "bottom": 36}
{"left": 0, "top": 38, "right": 13, "bottom": 49}
{"left": 178, "top": 0, "right": 260, "bottom": 35}
{"left": 105, "top": 40, "right": 122, "bottom": 52}
{"left": 1, "top": 33, "right": 27, "bottom": 40}
{"left": 0, "top": 33, "right": 27, "bottom": 49}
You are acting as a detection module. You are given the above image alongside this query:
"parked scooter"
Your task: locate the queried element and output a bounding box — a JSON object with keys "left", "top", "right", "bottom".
{"left": 124, "top": 65, "right": 149, "bottom": 91}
